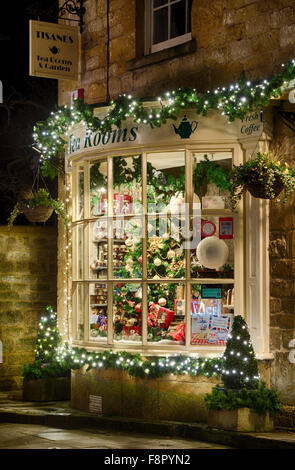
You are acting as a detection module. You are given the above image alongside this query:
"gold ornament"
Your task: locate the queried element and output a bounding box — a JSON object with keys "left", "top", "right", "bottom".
{"left": 167, "top": 249, "right": 175, "bottom": 259}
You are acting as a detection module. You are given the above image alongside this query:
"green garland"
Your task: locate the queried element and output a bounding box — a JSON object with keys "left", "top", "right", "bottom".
{"left": 23, "top": 306, "right": 223, "bottom": 380}
{"left": 33, "top": 60, "right": 295, "bottom": 178}
{"left": 57, "top": 346, "right": 223, "bottom": 380}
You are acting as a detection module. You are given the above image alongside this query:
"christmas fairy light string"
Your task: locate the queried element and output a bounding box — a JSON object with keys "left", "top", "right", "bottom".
{"left": 33, "top": 59, "right": 295, "bottom": 178}
{"left": 36, "top": 306, "right": 223, "bottom": 379}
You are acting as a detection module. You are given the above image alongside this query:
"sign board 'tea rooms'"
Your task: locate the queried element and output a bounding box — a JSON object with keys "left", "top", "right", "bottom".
{"left": 29, "top": 20, "right": 78, "bottom": 81}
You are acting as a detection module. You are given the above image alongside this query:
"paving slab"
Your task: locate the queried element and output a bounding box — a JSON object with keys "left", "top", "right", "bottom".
{"left": 0, "top": 391, "right": 295, "bottom": 449}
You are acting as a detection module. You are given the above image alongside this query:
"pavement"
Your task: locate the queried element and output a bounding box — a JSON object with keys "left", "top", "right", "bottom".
{"left": 0, "top": 391, "right": 295, "bottom": 449}
{"left": 0, "top": 423, "right": 230, "bottom": 449}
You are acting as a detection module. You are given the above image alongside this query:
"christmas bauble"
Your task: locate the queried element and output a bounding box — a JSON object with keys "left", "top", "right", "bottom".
{"left": 154, "top": 258, "right": 162, "bottom": 266}
{"left": 125, "top": 238, "right": 133, "bottom": 247}
{"left": 137, "top": 256, "right": 143, "bottom": 264}
{"left": 167, "top": 250, "right": 175, "bottom": 259}
{"left": 158, "top": 297, "right": 167, "bottom": 306}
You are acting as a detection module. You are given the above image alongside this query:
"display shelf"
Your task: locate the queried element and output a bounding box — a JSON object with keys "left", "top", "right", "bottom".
{"left": 91, "top": 266, "right": 124, "bottom": 271}
{"left": 200, "top": 209, "right": 233, "bottom": 216}
{"left": 90, "top": 303, "right": 107, "bottom": 307}
{"left": 93, "top": 239, "right": 126, "bottom": 244}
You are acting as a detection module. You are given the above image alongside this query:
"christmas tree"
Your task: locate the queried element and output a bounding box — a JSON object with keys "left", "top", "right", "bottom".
{"left": 35, "top": 306, "right": 62, "bottom": 363}
{"left": 112, "top": 158, "right": 186, "bottom": 342}
{"left": 221, "top": 315, "right": 260, "bottom": 390}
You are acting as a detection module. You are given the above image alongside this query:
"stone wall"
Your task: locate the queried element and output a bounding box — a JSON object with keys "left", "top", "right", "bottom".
{"left": 71, "top": 367, "right": 219, "bottom": 422}
{"left": 0, "top": 226, "right": 57, "bottom": 391}
{"left": 59, "top": 0, "right": 295, "bottom": 104}
{"left": 269, "top": 104, "right": 295, "bottom": 405}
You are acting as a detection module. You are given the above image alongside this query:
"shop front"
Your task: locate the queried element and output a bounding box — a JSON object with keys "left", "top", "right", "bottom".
{"left": 65, "top": 104, "right": 272, "bottom": 419}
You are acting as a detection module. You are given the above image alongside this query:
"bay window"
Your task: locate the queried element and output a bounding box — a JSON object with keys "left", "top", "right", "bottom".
{"left": 71, "top": 146, "right": 242, "bottom": 355}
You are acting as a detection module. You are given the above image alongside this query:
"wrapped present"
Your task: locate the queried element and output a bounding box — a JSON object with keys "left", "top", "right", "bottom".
{"left": 123, "top": 325, "right": 140, "bottom": 337}
{"left": 97, "top": 315, "right": 107, "bottom": 328}
{"left": 170, "top": 323, "right": 185, "bottom": 342}
{"left": 148, "top": 303, "right": 174, "bottom": 328}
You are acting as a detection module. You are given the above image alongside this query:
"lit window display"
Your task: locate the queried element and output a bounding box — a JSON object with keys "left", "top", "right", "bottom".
{"left": 72, "top": 149, "right": 239, "bottom": 352}
{"left": 89, "top": 282, "right": 108, "bottom": 342}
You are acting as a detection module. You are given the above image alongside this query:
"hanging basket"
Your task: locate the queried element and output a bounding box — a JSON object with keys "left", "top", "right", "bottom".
{"left": 246, "top": 178, "right": 284, "bottom": 199}
{"left": 22, "top": 205, "right": 54, "bottom": 223}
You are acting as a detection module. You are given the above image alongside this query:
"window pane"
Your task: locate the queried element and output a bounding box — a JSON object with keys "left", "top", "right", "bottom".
{"left": 113, "top": 282, "right": 142, "bottom": 343}
{"left": 153, "top": 7, "right": 168, "bottom": 44}
{"left": 191, "top": 214, "right": 234, "bottom": 279}
{"left": 193, "top": 152, "right": 232, "bottom": 209}
{"left": 190, "top": 283, "right": 234, "bottom": 346}
{"left": 77, "top": 166, "right": 84, "bottom": 220}
{"left": 188, "top": 0, "right": 192, "bottom": 32}
{"left": 76, "top": 283, "right": 84, "bottom": 341}
{"left": 90, "top": 221, "right": 108, "bottom": 280}
{"left": 112, "top": 218, "right": 143, "bottom": 279}
{"left": 113, "top": 156, "right": 142, "bottom": 216}
{"left": 191, "top": 152, "right": 234, "bottom": 280}
{"left": 77, "top": 224, "right": 84, "bottom": 280}
{"left": 147, "top": 152, "right": 185, "bottom": 279}
{"left": 148, "top": 283, "right": 185, "bottom": 345}
{"left": 89, "top": 282, "right": 108, "bottom": 342}
{"left": 90, "top": 160, "right": 107, "bottom": 217}
{"left": 171, "top": 0, "right": 186, "bottom": 39}
{"left": 153, "top": 0, "right": 168, "bottom": 8}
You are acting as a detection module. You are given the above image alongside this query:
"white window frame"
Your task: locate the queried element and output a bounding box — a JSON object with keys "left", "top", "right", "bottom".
{"left": 70, "top": 144, "right": 245, "bottom": 357}
{"left": 145, "top": 0, "right": 192, "bottom": 55}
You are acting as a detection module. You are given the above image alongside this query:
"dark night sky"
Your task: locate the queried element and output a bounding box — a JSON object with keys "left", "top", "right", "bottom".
{"left": 0, "top": 1, "right": 59, "bottom": 224}
{"left": 0, "top": 1, "right": 59, "bottom": 93}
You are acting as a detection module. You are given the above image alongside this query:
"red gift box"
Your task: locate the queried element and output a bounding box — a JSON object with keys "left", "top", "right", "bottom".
{"left": 114, "top": 193, "right": 131, "bottom": 214}
{"left": 123, "top": 325, "right": 140, "bottom": 336}
{"left": 148, "top": 303, "right": 175, "bottom": 328}
{"left": 170, "top": 323, "right": 185, "bottom": 342}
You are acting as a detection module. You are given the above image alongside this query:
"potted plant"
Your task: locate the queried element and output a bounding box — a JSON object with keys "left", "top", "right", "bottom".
{"left": 204, "top": 315, "right": 282, "bottom": 432}
{"left": 193, "top": 155, "right": 231, "bottom": 201}
{"left": 22, "top": 306, "right": 71, "bottom": 402}
{"left": 8, "top": 188, "right": 69, "bottom": 229}
{"left": 229, "top": 151, "right": 295, "bottom": 210}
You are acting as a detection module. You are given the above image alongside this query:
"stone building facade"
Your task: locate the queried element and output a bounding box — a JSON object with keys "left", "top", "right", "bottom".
{"left": 57, "top": 0, "right": 295, "bottom": 406}
{"left": 0, "top": 226, "right": 57, "bottom": 390}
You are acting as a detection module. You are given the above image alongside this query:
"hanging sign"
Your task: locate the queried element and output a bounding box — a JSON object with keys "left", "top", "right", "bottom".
{"left": 239, "top": 111, "right": 263, "bottom": 138}
{"left": 29, "top": 20, "right": 78, "bottom": 80}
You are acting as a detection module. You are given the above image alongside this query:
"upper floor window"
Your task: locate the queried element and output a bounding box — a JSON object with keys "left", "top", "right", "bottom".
{"left": 145, "top": 0, "right": 192, "bottom": 54}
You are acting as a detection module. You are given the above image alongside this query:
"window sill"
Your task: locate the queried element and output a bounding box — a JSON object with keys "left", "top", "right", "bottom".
{"left": 127, "top": 38, "right": 196, "bottom": 72}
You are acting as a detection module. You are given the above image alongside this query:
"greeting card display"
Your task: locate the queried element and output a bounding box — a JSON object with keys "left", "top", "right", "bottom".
{"left": 219, "top": 217, "right": 234, "bottom": 239}
{"left": 191, "top": 313, "right": 233, "bottom": 345}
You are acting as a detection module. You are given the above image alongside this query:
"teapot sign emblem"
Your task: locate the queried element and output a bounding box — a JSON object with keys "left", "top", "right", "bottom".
{"left": 173, "top": 116, "right": 198, "bottom": 139}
